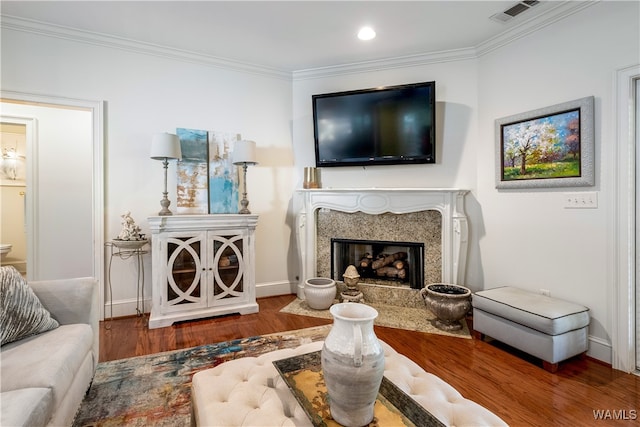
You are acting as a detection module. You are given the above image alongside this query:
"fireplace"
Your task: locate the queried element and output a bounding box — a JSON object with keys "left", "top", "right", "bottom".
{"left": 331, "top": 238, "right": 424, "bottom": 289}
{"left": 296, "top": 188, "right": 469, "bottom": 301}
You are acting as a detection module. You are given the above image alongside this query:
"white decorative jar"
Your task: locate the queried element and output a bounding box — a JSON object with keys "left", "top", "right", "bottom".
{"left": 304, "top": 277, "right": 337, "bottom": 310}
{"left": 321, "top": 303, "right": 384, "bottom": 427}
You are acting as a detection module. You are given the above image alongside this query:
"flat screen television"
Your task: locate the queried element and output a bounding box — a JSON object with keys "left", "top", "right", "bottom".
{"left": 313, "top": 81, "right": 436, "bottom": 167}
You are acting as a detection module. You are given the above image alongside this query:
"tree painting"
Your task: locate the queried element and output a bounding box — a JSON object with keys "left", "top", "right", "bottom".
{"left": 501, "top": 109, "right": 581, "bottom": 181}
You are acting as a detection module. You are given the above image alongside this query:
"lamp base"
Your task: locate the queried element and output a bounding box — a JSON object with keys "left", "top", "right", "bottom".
{"left": 238, "top": 163, "right": 251, "bottom": 214}
{"left": 157, "top": 159, "right": 174, "bottom": 215}
{"left": 238, "top": 196, "right": 251, "bottom": 214}
{"left": 159, "top": 195, "right": 173, "bottom": 216}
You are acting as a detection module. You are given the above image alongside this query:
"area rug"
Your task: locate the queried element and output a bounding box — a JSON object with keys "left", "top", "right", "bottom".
{"left": 72, "top": 325, "right": 331, "bottom": 427}
{"left": 280, "top": 299, "right": 471, "bottom": 339}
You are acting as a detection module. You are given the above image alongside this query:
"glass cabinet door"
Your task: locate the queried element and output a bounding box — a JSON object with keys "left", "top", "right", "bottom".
{"left": 163, "top": 234, "right": 207, "bottom": 312}
{"left": 209, "top": 233, "right": 246, "bottom": 306}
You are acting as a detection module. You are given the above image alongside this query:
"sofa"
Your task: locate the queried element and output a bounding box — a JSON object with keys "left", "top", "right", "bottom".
{"left": 0, "top": 266, "right": 99, "bottom": 426}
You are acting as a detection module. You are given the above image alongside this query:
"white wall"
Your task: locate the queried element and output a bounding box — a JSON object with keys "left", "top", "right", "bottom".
{"left": 476, "top": 0, "right": 639, "bottom": 363}
{"left": 1, "top": 25, "right": 294, "bottom": 315}
{"left": 292, "top": 61, "right": 479, "bottom": 190}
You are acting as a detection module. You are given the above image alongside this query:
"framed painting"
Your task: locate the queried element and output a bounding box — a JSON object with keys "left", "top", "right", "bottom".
{"left": 176, "top": 128, "right": 209, "bottom": 214}
{"left": 208, "top": 131, "right": 241, "bottom": 214}
{"left": 495, "top": 96, "right": 594, "bottom": 189}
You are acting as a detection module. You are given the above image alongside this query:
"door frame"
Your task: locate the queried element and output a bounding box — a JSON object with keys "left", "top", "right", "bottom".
{"left": 0, "top": 90, "right": 105, "bottom": 319}
{"left": 613, "top": 64, "right": 640, "bottom": 373}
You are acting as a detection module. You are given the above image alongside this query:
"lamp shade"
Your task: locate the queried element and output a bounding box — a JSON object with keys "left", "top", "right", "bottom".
{"left": 232, "top": 140, "right": 258, "bottom": 165}
{"left": 150, "top": 133, "right": 182, "bottom": 160}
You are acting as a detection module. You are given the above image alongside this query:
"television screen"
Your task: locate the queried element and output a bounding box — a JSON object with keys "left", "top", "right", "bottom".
{"left": 313, "top": 81, "right": 436, "bottom": 167}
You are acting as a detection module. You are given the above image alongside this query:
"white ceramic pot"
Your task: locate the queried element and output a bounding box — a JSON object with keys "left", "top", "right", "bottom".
{"left": 321, "top": 303, "right": 384, "bottom": 427}
{"left": 304, "top": 277, "right": 336, "bottom": 310}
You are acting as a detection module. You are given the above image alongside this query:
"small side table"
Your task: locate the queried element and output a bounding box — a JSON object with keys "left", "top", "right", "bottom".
{"left": 106, "top": 239, "right": 149, "bottom": 321}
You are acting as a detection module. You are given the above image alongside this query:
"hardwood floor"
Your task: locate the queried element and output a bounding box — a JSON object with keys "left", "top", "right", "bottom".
{"left": 101, "top": 294, "right": 639, "bottom": 426}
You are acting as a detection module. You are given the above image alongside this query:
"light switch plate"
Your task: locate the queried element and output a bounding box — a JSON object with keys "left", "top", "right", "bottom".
{"left": 564, "top": 192, "right": 598, "bottom": 209}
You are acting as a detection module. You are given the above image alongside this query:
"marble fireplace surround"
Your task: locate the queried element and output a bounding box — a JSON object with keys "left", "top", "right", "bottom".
{"left": 296, "top": 188, "right": 469, "bottom": 307}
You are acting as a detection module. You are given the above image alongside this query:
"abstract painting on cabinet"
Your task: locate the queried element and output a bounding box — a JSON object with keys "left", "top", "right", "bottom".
{"left": 208, "top": 131, "right": 240, "bottom": 214}
{"left": 175, "top": 128, "right": 241, "bottom": 214}
{"left": 176, "top": 128, "right": 209, "bottom": 214}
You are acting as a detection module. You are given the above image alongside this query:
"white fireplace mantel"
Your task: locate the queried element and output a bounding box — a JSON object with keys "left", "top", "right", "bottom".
{"left": 295, "top": 188, "right": 469, "bottom": 298}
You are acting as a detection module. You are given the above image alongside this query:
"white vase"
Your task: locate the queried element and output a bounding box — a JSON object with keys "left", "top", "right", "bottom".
{"left": 321, "top": 303, "right": 384, "bottom": 427}
{"left": 304, "top": 277, "right": 336, "bottom": 309}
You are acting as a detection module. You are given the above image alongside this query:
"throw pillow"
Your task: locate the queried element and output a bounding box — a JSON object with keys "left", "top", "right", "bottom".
{"left": 0, "top": 266, "right": 59, "bottom": 346}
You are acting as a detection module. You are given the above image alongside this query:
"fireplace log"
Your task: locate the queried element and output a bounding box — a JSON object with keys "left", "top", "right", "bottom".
{"left": 371, "top": 252, "right": 407, "bottom": 270}
{"left": 376, "top": 266, "right": 407, "bottom": 279}
{"left": 359, "top": 253, "right": 373, "bottom": 268}
{"left": 393, "top": 260, "right": 405, "bottom": 270}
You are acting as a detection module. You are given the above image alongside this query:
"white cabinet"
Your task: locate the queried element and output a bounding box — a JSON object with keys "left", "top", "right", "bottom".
{"left": 147, "top": 214, "right": 259, "bottom": 329}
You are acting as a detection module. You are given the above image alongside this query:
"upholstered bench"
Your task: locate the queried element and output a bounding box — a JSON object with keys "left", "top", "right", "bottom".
{"left": 191, "top": 340, "right": 507, "bottom": 426}
{"left": 472, "top": 286, "right": 590, "bottom": 372}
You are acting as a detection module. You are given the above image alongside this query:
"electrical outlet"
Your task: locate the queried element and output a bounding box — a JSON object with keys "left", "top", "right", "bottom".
{"left": 540, "top": 289, "right": 550, "bottom": 297}
{"left": 564, "top": 192, "right": 598, "bottom": 209}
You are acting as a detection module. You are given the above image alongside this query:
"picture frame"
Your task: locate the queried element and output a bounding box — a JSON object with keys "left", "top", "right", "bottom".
{"left": 495, "top": 96, "right": 594, "bottom": 189}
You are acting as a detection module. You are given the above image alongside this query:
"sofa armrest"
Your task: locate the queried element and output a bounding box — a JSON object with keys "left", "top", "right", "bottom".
{"left": 29, "top": 277, "right": 99, "bottom": 367}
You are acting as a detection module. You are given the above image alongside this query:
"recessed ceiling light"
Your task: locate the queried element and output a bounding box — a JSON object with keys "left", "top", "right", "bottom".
{"left": 357, "top": 26, "right": 376, "bottom": 41}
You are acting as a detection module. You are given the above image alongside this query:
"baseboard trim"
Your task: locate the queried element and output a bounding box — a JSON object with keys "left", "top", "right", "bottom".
{"left": 587, "top": 335, "right": 612, "bottom": 365}
{"left": 104, "top": 281, "right": 296, "bottom": 319}
{"left": 103, "top": 297, "right": 149, "bottom": 319}
{"left": 256, "top": 280, "right": 297, "bottom": 298}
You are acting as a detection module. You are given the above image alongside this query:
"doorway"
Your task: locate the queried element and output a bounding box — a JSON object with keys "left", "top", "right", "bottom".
{"left": 0, "top": 91, "right": 105, "bottom": 318}
{"left": 0, "top": 122, "right": 27, "bottom": 274}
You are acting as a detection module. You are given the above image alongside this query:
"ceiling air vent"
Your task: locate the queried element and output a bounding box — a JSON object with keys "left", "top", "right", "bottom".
{"left": 490, "top": 1, "right": 540, "bottom": 23}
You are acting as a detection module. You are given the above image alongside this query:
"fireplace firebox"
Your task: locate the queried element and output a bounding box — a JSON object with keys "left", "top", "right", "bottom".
{"left": 331, "top": 238, "right": 425, "bottom": 289}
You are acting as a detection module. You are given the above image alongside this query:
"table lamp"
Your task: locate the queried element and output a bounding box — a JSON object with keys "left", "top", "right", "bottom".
{"left": 232, "top": 140, "right": 258, "bottom": 214}
{"left": 150, "top": 132, "right": 182, "bottom": 216}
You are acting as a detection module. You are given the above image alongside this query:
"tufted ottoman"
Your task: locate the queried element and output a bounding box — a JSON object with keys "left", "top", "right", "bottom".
{"left": 191, "top": 340, "right": 507, "bottom": 427}
{"left": 472, "top": 286, "right": 590, "bottom": 372}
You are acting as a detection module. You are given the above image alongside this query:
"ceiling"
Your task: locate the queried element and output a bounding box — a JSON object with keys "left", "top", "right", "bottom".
{"left": 1, "top": 1, "right": 591, "bottom": 73}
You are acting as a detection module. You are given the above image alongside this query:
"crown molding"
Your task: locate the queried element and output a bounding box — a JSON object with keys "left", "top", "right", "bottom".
{"left": 292, "top": 48, "right": 478, "bottom": 81}
{"left": 475, "top": 0, "right": 598, "bottom": 57}
{"left": 0, "top": 15, "right": 293, "bottom": 81}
